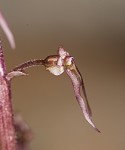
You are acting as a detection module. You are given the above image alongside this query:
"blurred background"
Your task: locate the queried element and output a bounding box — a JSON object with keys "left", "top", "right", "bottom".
{"left": 0, "top": 0, "right": 125, "bottom": 150}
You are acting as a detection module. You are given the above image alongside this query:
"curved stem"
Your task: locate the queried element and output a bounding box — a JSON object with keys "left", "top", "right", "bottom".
{"left": 12, "top": 59, "right": 44, "bottom": 71}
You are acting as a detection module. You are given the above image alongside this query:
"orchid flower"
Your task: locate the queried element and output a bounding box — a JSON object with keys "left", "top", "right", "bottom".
{"left": 0, "top": 9, "right": 100, "bottom": 150}
{"left": 11, "top": 46, "right": 100, "bottom": 132}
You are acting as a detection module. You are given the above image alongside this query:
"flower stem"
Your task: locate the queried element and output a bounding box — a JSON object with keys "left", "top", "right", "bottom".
{"left": 12, "top": 59, "right": 44, "bottom": 71}
{"left": 0, "top": 41, "right": 17, "bottom": 150}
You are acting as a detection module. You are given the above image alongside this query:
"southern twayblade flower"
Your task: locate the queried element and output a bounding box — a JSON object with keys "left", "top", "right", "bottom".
{"left": 11, "top": 46, "right": 100, "bottom": 132}
{"left": 0, "top": 10, "right": 100, "bottom": 150}
{"left": 45, "top": 46, "right": 100, "bottom": 132}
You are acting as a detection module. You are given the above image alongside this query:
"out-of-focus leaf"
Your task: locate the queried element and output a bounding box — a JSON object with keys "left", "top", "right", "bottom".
{"left": 0, "top": 11, "right": 15, "bottom": 49}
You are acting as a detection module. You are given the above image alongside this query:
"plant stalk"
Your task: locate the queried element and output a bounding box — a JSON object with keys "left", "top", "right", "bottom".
{"left": 0, "top": 41, "right": 17, "bottom": 150}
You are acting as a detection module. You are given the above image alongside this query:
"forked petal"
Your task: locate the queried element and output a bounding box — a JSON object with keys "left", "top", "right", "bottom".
{"left": 65, "top": 56, "right": 92, "bottom": 116}
{"left": 0, "top": 11, "right": 15, "bottom": 49}
{"left": 66, "top": 68, "right": 100, "bottom": 132}
{"left": 75, "top": 65, "right": 92, "bottom": 116}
